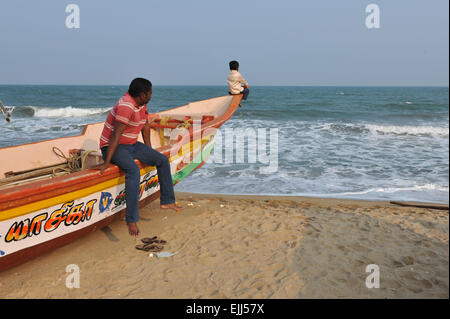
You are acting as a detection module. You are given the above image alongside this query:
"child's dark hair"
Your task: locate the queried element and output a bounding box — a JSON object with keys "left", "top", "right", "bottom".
{"left": 229, "top": 60, "right": 239, "bottom": 70}
{"left": 128, "top": 78, "right": 152, "bottom": 97}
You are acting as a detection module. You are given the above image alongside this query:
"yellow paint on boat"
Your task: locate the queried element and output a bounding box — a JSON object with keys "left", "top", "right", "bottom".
{"left": 0, "top": 134, "right": 214, "bottom": 221}
{"left": 0, "top": 166, "right": 153, "bottom": 221}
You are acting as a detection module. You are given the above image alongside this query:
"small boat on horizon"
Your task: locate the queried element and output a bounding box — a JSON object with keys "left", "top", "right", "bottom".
{"left": 0, "top": 94, "right": 242, "bottom": 272}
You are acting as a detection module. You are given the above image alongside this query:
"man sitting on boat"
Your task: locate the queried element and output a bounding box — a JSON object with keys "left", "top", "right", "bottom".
{"left": 95, "top": 78, "right": 183, "bottom": 236}
{"left": 227, "top": 60, "right": 249, "bottom": 103}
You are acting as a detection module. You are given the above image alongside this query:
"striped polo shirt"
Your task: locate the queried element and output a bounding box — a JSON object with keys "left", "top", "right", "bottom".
{"left": 99, "top": 92, "right": 148, "bottom": 148}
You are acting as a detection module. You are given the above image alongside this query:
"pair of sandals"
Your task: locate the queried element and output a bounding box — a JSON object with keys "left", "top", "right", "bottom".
{"left": 135, "top": 236, "right": 167, "bottom": 252}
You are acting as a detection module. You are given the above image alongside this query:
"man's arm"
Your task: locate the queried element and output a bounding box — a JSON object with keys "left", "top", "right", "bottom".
{"left": 239, "top": 73, "right": 249, "bottom": 89}
{"left": 141, "top": 120, "right": 151, "bottom": 148}
{"left": 94, "top": 121, "right": 127, "bottom": 175}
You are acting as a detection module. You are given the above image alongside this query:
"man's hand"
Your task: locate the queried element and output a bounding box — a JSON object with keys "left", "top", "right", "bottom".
{"left": 148, "top": 113, "right": 160, "bottom": 123}
{"left": 93, "top": 122, "right": 126, "bottom": 176}
{"left": 91, "top": 162, "right": 110, "bottom": 175}
{"left": 142, "top": 120, "right": 152, "bottom": 148}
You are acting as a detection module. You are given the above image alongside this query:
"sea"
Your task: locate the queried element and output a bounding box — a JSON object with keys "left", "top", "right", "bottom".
{"left": 0, "top": 85, "right": 448, "bottom": 204}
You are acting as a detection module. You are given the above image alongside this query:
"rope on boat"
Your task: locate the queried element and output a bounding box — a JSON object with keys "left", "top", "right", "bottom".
{"left": 159, "top": 117, "right": 170, "bottom": 146}
{"left": 52, "top": 147, "right": 97, "bottom": 176}
{"left": 176, "top": 119, "right": 192, "bottom": 129}
{"left": 157, "top": 116, "right": 192, "bottom": 146}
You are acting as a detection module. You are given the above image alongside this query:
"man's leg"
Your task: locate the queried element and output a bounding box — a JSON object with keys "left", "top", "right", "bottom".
{"left": 132, "top": 142, "right": 175, "bottom": 204}
{"left": 242, "top": 88, "right": 250, "bottom": 100}
{"left": 132, "top": 142, "right": 183, "bottom": 211}
{"left": 102, "top": 145, "right": 141, "bottom": 236}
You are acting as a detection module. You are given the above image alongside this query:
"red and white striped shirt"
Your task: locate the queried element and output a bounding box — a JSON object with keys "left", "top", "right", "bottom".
{"left": 99, "top": 92, "right": 148, "bottom": 148}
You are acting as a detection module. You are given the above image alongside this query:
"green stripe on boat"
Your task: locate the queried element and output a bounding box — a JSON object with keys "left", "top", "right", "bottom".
{"left": 172, "top": 142, "right": 215, "bottom": 184}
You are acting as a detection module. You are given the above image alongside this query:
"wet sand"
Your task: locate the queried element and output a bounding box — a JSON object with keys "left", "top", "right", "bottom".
{"left": 0, "top": 192, "right": 448, "bottom": 298}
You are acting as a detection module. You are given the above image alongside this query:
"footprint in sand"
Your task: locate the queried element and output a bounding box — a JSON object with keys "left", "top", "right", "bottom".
{"left": 420, "top": 279, "right": 433, "bottom": 289}
{"left": 400, "top": 270, "right": 424, "bottom": 285}
{"left": 401, "top": 256, "right": 415, "bottom": 266}
{"left": 392, "top": 260, "right": 404, "bottom": 268}
{"left": 407, "top": 286, "right": 424, "bottom": 294}
{"left": 422, "top": 250, "right": 438, "bottom": 258}
{"left": 285, "top": 241, "right": 297, "bottom": 248}
{"left": 430, "top": 278, "right": 446, "bottom": 288}
{"left": 389, "top": 280, "right": 402, "bottom": 289}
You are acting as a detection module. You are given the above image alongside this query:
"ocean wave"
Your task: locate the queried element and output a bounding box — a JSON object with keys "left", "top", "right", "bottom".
{"left": 177, "top": 181, "right": 450, "bottom": 204}
{"left": 365, "top": 124, "right": 449, "bottom": 136}
{"left": 8, "top": 105, "right": 111, "bottom": 118}
{"left": 332, "top": 184, "right": 449, "bottom": 196}
{"left": 320, "top": 123, "right": 449, "bottom": 137}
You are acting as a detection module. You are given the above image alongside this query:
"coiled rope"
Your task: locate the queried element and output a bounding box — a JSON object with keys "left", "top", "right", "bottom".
{"left": 52, "top": 147, "right": 97, "bottom": 176}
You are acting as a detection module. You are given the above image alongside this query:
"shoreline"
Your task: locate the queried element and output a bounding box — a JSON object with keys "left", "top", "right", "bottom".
{"left": 0, "top": 191, "right": 448, "bottom": 298}
{"left": 175, "top": 191, "right": 450, "bottom": 208}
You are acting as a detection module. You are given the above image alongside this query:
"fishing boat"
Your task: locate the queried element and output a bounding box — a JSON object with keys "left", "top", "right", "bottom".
{"left": 0, "top": 94, "right": 242, "bottom": 272}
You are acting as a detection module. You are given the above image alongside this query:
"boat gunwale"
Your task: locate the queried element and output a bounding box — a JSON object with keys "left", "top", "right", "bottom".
{"left": 0, "top": 94, "right": 232, "bottom": 152}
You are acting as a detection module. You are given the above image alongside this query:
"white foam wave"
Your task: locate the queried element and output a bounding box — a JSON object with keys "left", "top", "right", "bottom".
{"left": 32, "top": 106, "right": 110, "bottom": 118}
{"left": 365, "top": 124, "right": 449, "bottom": 136}
{"left": 328, "top": 184, "right": 449, "bottom": 196}
{"left": 177, "top": 183, "right": 450, "bottom": 204}
{"left": 317, "top": 122, "right": 449, "bottom": 137}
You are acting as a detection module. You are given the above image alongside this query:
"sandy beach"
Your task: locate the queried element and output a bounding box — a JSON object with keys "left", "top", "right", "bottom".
{"left": 0, "top": 192, "right": 448, "bottom": 299}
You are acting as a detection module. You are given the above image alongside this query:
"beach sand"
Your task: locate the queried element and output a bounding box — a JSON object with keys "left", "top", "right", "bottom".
{"left": 0, "top": 192, "right": 448, "bottom": 299}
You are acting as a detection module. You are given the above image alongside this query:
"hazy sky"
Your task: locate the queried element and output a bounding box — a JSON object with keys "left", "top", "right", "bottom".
{"left": 0, "top": 0, "right": 448, "bottom": 86}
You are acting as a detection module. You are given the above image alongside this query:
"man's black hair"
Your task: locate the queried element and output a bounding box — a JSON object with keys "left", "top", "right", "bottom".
{"left": 128, "top": 78, "right": 152, "bottom": 97}
{"left": 229, "top": 60, "right": 239, "bottom": 70}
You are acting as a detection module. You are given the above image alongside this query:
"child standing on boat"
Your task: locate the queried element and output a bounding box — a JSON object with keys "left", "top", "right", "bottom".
{"left": 95, "top": 78, "right": 183, "bottom": 237}
{"left": 227, "top": 60, "right": 250, "bottom": 102}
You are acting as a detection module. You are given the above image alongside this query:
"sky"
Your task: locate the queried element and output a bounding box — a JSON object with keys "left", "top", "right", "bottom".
{"left": 0, "top": 0, "right": 448, "bottom": 86}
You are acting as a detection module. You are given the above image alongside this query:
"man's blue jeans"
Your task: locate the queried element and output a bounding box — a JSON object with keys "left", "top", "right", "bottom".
{"left": 101, "top": 142, "right": 175, "bottom": 223}
{"left": 228, "top": 87, "right": 250, "bottom": 100}
{"left": 241, "top": 88, "right": 250, "bottom": 100}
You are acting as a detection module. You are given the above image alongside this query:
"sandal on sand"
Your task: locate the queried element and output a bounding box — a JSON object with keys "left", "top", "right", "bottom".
{"left": 135, "top": 244, "right": 164, "bottom": 252}
{"left": 141, "top": 236, "right": 158, "bottom": 244}
{"left": 141, "top": 237, "right": 167, "bottom": 245}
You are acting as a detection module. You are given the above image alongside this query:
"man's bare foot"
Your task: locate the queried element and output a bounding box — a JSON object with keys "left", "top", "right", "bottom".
{"left": 127, "top": 222, "right": 140, "bottom": 237}
{"left": 160, "top": 202, "right": 184, "bottom": 213}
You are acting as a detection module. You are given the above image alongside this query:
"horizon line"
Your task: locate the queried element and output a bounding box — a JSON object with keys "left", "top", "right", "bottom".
{"left": 0, "top": 83, "right": 448, "bottom": 88}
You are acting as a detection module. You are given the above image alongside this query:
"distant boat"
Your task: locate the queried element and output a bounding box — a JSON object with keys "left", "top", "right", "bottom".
{"left": 0, "top": 94, "right": 242, "bottom": 272}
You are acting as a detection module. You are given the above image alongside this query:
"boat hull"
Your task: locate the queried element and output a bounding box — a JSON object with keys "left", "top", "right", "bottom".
{"left": 0, "top": 137, "right": 215, "bottom": 272}
{"left": 0, "top": 94, "right": 241, "bottom": 272}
